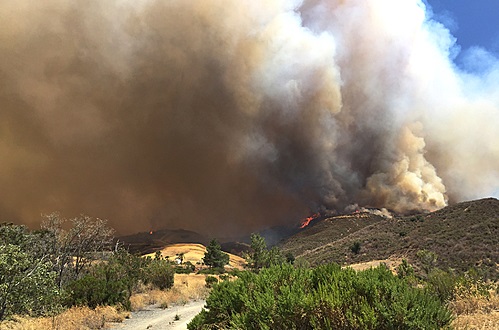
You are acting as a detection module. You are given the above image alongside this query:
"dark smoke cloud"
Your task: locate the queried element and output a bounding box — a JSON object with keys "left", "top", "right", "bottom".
{"left": 1, "top": 0, "right": 498, "bottom": 236}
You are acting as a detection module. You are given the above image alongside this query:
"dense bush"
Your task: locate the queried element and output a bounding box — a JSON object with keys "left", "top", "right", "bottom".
{"left": 66, "top": 256, "right": 134, "bottom": 309}
{"left": 66, "top": 250, "right": 174, "bottom": 309}
{"left": 66, "top": 267, "right": 128, "bottom": 309}
{"left": 350, "top": 241, "right": 361, "bottom": 254}
{"left": 426, "top": 268, "right": 459, "bottom": 302}
{"left": 205, "top": 276, "right": 219, "bottom": 288}
{"left": 188, "top": 263, "right": 453, "bottom": 330}
{"left": 0, "top": 243, "right": 60, "bottom": 320}
{"left": 143, "top": 259, "right": 175, "bottom": 290}
{"left": 197, "top": 267, "right": 226, "bottom": 275}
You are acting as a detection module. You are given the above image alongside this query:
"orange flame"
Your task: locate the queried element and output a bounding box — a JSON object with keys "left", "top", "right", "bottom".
{"left": 300, "top": 213, "right": 320, "bottom": 229}
{"left": 149, "top": 231, "right": 153, "bottom": 235}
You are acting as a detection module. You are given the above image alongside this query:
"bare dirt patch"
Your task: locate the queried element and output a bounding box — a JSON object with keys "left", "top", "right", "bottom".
{"left": 109, "top": 300, "right": 205, "bottom": 330}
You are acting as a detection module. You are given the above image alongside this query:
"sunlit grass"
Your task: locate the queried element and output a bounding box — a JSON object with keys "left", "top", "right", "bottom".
{"left": 451, "top": 285, "right": 499, "bottom": 330}
{"left": 0, "top": 305, "right": 128, "bottom": 330}
{"left": 130, "top": 273, "right": 209, "bottom": 311}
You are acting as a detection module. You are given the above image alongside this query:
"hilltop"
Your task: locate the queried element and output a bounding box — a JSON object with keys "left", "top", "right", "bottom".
{"left": 117, "top": 229, "right": 208, "bottom": 255}
{"left": 116, "top": 198, "right": 499, "bottom": 278}
{"left": 280, "top": 198, "right": 499, "bottom": 279}
{"left": 143, "top": 243, "right": 246, "bottom": 269}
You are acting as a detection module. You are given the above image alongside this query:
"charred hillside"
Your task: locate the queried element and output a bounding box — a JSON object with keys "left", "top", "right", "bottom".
{"left": 280, "top": 198, "right": 499, "bottom": 279}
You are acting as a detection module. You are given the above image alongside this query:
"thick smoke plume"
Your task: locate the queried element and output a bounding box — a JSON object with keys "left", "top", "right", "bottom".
{"left": 1, "top": 0, "right": 498, "bottom": 236}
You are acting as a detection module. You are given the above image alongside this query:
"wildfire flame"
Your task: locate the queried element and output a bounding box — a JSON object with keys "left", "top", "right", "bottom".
{"left": 149, "top": 231, "right": 153, "bottom": 235}
{"left": 300, "top": 213, "right": 320, "bottom": 229}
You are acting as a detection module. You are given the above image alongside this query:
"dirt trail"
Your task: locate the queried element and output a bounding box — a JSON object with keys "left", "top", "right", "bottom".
{"left": 110, "top": 300, "right": 205, "bottom": 330}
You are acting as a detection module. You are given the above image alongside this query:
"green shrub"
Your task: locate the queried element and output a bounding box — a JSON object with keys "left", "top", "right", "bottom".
{"left": 285, "top": 252, "right": 295, "bottom": 264}
{"left": 228, "top": 268, "right": 242, "bottom": 277}
{"left": 426, "top": 268, "right": 458, "bottom": 302}
{"left": 293, "top": 257, "right": 311, "bottom": 269}
{"left": 219, "top": 274, "right": 230, "bottom": 281}
{"left": 175, "top": 266, "right": 192, "bottom": 274}
{"left": 144, "top": 259, "right": 174, "bottom": 290}
{"left": 117, "top": 250, "right": 150, "bottom": 292}
{"left": 410, "top": 215, "right": 424, "bottom": 222}
{"left": 184, "top": 261, "right": 196, "bottom": 272}
{"left": 397, "top": 259, "right": 415, "bottom": 279}
{"left": 205, "top": 276, "right": 219, "bottom": 288}
{"left": 188, "top": 264, "right": 453, "bottom": 330}
{"left": 66, "top": 260, "right": 131, "bottom": 309}
{"left": 65, "top": 249, "right": 161, "bottom": 310}
{"left": 416, "top": 249, "right": 438, "bottom": 276}
{"left": 350, "top": 241, "right": 361, "bottom": 254}
{"left": 197, "top": 267, "right": 226, "bottom": 275}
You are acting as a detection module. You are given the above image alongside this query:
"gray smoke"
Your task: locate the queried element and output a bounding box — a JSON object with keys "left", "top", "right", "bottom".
{"left": 1, "top": 0, "right": 498, "bottom": 236}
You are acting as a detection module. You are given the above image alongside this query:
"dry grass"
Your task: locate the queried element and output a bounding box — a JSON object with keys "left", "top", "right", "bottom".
{"left": 143, "top": 243, "right": 246, "bottom": 269}
{"left": 451, "top": 285, "right": 499, "bottom": 330}
{"left": 346, "top": 258, "right": 402, "bottom": 273}
{"left": 0, "top": 272, "right": 211, "bottom": 329}
{"left": 452, "top": 312, "right": 499, "bottom": 330}
{"left": 0, "top": 306, "right": 128, "bottom": 330}
{"left": 130, "top": 273, "right": 209, "bottom": 311}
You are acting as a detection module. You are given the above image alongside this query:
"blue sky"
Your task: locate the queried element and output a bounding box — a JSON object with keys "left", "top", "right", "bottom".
{"left": 425, "top": 1, "right": 499, "bottom": 199}
{"left": 425, "top": 0, "right": 499, "bottom": 58}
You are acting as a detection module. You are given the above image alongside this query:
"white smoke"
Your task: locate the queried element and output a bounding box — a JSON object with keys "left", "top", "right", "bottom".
{"left": 0, "top": 0, "right": 497, "bottom": 235}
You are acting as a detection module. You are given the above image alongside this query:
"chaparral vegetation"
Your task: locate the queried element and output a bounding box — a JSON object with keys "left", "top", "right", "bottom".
{"left": 0, "top": 215, "right": 175, "bottom": 325}
{"left": 1, "top": 204, "right": 498, "bottom": 329}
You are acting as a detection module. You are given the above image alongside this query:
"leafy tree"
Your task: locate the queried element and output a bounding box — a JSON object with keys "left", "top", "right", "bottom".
{"left": 0, "top": 238, "right": 60, "bottom": 320}
{"left": 245, "top": 233, "right": 285, "bottom": 271}
{"left": 41, "top": 213, "right": 114, "bottom": 288}
{"left": 0, "top": 218, "right": 118, "bottom": 319}
{"left": 246, "top": 233, "right": 267, "bottom": 270}
{"left": 110, "top": 249, "right": 148, "bottom": 296}
{"left": 0, "top": 223, "right": 30, "bottom": 247}
{"left": 203, "top": 239, "right": 229, "bottom": 269}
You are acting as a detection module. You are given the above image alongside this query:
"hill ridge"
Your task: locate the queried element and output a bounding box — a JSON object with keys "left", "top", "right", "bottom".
{"left": 280, "top": 198, "right": 499, "bottom": 279}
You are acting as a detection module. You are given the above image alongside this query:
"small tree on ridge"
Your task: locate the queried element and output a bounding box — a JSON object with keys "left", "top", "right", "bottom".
{"left": 203, "top": 239, "right": 229, "bottom": 269}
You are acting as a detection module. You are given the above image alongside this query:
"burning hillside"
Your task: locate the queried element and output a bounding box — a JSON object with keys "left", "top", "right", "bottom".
{"left": 281, "top": 198, "right": 499, "bottom": 279}
{"left": 0, "top": 0, "right": 498, "bottom": 236}
{"left": 300, "top": 213, "right": 321, "bottom": 229}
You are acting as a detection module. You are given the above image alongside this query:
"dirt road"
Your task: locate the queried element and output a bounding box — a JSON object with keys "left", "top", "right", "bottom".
{"left": 110, "top": 300, "right": 205, "bottom": 330}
